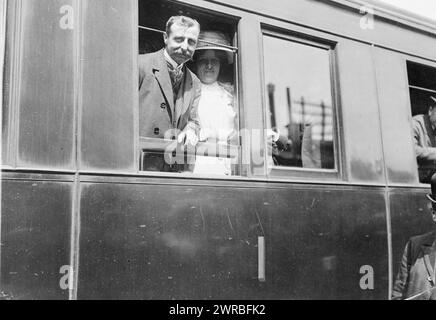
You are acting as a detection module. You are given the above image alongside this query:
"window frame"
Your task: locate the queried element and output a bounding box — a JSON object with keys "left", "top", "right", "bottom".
{"left": 136, "top": 0, "right": 243, "bottom": 178}
{"left": 260, "top": 25, "right": 343, "bottom": 181}
{"left": 404, "top": 56, "right": 436, "bottom": 185}
{"left": 406, "top": 59, "right": 436, "bottom": 108}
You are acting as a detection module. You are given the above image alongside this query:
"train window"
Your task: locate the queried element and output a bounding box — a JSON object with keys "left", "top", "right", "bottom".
{"left": 138, "top": 0, "right": 239, "bottom": 176}
{"left": 407, "top": 61, "right": 436, "bottom": 184}
{"left": 262, "top": 31, "right": 337, "bottom": 173}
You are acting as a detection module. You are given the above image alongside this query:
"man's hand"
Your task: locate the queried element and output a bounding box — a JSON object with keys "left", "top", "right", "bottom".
{"left": 266, "top": 129, "right": 280, "bottom": 143}
{"left": 198, "top": 128, "right": 212, "bottom": 142}
{"left": 178, "top": 127, "right": 199, "bottom": 147}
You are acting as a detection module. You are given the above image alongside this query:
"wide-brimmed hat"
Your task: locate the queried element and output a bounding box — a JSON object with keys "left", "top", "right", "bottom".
{"left": 426, "top": 173, "right": 436, "bottom": 206}
{"left": 195, "top": 31, "right": 234, "bottom": 64}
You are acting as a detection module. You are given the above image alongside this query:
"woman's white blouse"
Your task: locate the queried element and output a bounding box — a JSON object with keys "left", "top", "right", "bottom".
{"left": 197, "top": 82, "right": 236, "bottom": 142}
{"left": 194, "top": 82, "right": 236, "bottom": 176}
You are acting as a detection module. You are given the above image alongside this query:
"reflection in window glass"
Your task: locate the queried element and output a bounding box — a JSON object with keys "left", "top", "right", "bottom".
{"left": 263, "top": 35, "right": 335, "bottom": 170}
{"left": 407, "top": 61, "right": 436, "bottom": 184}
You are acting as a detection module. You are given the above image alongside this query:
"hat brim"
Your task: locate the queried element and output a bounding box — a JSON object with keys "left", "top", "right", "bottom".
{"left": 195, "top": 46, "right": 234, "bottom": 64}
{"left": 426, "top": 194, "right": 436, "bottom": 203}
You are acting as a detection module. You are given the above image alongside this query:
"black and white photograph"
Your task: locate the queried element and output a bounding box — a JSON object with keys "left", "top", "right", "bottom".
{"left": 1, "top": 0, "right": 436, "bottom": 306}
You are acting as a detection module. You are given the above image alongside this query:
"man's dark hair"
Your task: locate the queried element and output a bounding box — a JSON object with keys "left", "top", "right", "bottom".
{"left": 166, "top": 16, "right": 200, "bottom": 36}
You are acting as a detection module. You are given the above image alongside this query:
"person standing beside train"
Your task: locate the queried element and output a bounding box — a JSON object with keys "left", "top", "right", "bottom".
{"left": 412, "top": 96, "right": 436, "bottom": 183}
{"left": 138, "top": 16, "right": 202, "bottom": 172}
{"left": 392, "top": 173, "right": 436, "bottom": 300}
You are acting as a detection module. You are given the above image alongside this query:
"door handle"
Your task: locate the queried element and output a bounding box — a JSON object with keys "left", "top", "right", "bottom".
{"left": 258, "top": 236, "right": 265, "bottom": 282}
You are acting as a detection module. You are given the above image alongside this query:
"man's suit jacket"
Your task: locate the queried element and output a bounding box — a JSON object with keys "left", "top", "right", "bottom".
{"left": 412, "top": 114, "right": 436, "bottom": 182}
{"left": 138, "top": 49, "right": 201, "bottom": 138}
{"left": 392, "top": 231, "right": 436, "bottom": 300}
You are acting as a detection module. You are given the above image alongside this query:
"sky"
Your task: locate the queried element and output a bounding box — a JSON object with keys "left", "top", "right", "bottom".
{"left": 378, "top": 0, "right": 436, "bottom": 21}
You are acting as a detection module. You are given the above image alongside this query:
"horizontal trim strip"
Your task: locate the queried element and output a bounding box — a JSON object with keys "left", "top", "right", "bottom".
{"left": 1, "top": 167, "right": 428, "bottom": 189}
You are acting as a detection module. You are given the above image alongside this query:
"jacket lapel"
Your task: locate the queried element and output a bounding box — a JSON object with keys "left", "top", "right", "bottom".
{"left": 152, "top": 49, "right": 175, "bottom": 122}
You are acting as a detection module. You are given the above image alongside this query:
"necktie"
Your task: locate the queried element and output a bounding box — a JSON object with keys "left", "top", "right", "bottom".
{"left": 167, "top": 62, "right": 184, "bottom": 96}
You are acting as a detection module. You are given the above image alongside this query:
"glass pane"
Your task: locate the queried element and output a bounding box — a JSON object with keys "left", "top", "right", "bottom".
{"left": 407, "top": 61, "right": 436, "bottom": 91}
{"left": 263, "top": 35, "right": 335, "bottom": 170}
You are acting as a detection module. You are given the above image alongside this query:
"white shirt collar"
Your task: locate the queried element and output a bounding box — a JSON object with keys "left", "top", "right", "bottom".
{"left": 164, "top": 49, "right": 184, "bottom": 71}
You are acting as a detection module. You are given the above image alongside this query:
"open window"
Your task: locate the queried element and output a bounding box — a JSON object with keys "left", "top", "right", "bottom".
{"left": 262, "top": 29, "right": 339, "bottom": 177}
{"left": 407, "top": 61, "right": 436, "bottom": 183}
{"left": 138, "top": 0, "right": 240, "bottom": 177}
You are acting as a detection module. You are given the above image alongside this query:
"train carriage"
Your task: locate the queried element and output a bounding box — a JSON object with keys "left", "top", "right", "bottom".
{"left": 1, "top": 0, "right": 436, "bottom": 300}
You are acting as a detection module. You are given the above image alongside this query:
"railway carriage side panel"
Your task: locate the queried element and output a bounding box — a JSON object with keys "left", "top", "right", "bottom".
{"left": 1, "top": 176, "right": 73, "bottom": 300}
{"left": 77, "top": 180, "right": 388, "bottom": 299}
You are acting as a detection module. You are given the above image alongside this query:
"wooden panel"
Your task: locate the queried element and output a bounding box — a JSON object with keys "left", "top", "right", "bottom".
{"left": 374, "top": 48, "right": 418, "bottom": 184}
{"left": 1, "top": 179, "right": 72, "bottom": 300}
{"left": 336, "top": 40, "right": 385, "bottom": 183}
{"left": 2, "top": 0, "right": 12, "bottom": 165}
{"left": 16, "top": 0, "right": 75, "bottom": 169}
{"left": 78, "top": 182, "right": 261, "bottom": 299}
{"left": 80, "top": 0, "right": 136, "bottom": 171}
{"left": 78, "top": 180, "right": 388, "bottom": 299}
{"left": 267, "top": 186, "right": 388, "bottom": 299}
{"left": 197, "top": 0, "right": 436, "bottom": 61}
